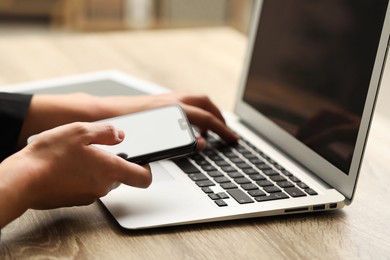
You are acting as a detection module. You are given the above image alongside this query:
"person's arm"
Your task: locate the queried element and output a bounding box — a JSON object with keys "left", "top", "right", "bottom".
{"left": 18, "top": 92, "right": 239, "bottom": 148}
{"left": 0, "top": 122, "right": 152, "bottom": 229}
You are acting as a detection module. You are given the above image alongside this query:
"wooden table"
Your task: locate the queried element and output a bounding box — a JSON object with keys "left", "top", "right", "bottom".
{"left": 0, "top": 27, "right": 390, "bottom": 259}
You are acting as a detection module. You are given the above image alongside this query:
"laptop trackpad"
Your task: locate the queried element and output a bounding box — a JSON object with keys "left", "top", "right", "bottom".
{"left": 150, "top": 162, "right": 175, "bottom": 182}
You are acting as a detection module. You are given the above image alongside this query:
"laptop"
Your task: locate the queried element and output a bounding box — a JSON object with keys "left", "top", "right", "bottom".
{"left": 3, "top": 0, "right": 389, "bottom": 230}
{"left": 98, "top": 0, "right": 390, "bottom": 229}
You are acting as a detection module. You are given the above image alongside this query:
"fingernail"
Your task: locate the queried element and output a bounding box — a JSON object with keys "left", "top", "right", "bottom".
{"left": 117, "top": 129, "right": 125, "bottom": 141}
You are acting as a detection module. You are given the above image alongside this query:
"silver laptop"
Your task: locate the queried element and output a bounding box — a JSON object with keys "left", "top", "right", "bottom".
{"left": 99, "top": 0, "right": 390, "bottom": 229}
{"left": 6, "top": 0, "right": 389, "bottom": 229}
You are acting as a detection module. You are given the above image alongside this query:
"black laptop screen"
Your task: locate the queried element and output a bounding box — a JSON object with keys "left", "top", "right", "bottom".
{"left": 243, "top": 0, "right": 388, "bottom": 174}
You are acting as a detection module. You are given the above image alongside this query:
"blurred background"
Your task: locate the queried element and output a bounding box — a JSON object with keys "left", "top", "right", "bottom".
{"left": 0, "top": 0, "right": 254, "bottom": 34}
{"left": 0, "top": 0, "right": 387, "bottom": 115}
{"left": 0, "top": 0, "right": 255, "bottom": 112}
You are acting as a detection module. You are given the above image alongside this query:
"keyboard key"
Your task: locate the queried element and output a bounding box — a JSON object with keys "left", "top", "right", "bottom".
{"left": 208, "top": 193, "right": 220, "bottom": 200}
{"left": 243, "top": 168, "right": 258, "bottom": 175}
{"left": 256, "top": 164, "right": 272, "bottom": 171}
{"left": 249, "top": 174, "right": 266, "bottom": 181}
{"left": 284, "top": 187, "right": 306, "bottom": 197}
{"left": 289, "top": 176, "right": 301, "bottom": 182}
{"left": 196, "top": 180, "right": 215, "bottom": 187}
{"left": 297, "top": 182, "right": 309, "bottom": 189}
{"left": 227, "top": 189, "right": 254, "bottom": 204}
{"left": 255, "top": 192, "right": 289, "bottom": 202}
{"left": 249, "top": 158, "right": 265, "bottom": 164}
{"left": 209, "top": 145, "right": 225, "bottom": 152}
{"left": 262, "top": 169, "right": 279, "bottom": 176}
{"left": 209, "top": 155, "right": 223, "bottom": 161}
{"left": 215, "top": 160, "right": 230, "bottom": 167}
{"left": 216, "top": 192, "right": 229, "bottom": 199}
{"left": 174, "top": 159, "right": 200, "bottom": 173}
{"left": 221, "top": 182, "right": 238, "bottom": 189}
{"left": 241, "top": 183, "right": 259, "bottom": 191}
{"left": 201, "top": 165, "right": 217, "bottom": 172}
{"left": 235, "top": 177, "right": 251, "bottom": 184}
{"left": 227, "top": 172, "right": 244, "bottom": 178}
{"left": 217, "top": 146, "right": 231, "bottom": 153}
{"left": 235, "top": 146, "right": 250, "bottom": 154}
{"left": 270, "top": 175, "right": 286, "bottom": 182}
{"left": 214, "top": 177, "right": 231, "bottom": 183}
{"left": 207, "top": 170, "right": 224, "bottom": 178}
{"left": 230, "top": 157, "right": 245, "bottom": 164}
{"left": 267, "top": 159, "right": 277, "bottom": 165}
{"left": 195, "top": 159, "right": 211, "bottom": 166}
{"left": 262, "top": 155, "right": 271, "bottom": 161}
{"left": 305, "top": 188, "right": 318, "bottom": 195}
{"left": 277, "top": 181, "right": 295, "bottom": 188}
{"left": 274, "top": 164, "right": 285, "bottom": 171}
{"left": 248, "top": 189, "right": 266, "bottom": 197}
{"left": 282, "top": 169, "right": 293, "bottom": 176}
{"left": 215, "top": 200, "right": 228, "bottom": 207}
{"left": 236, "top": 163, "right": 253, "bottom": 169}
{"left": 223, "top": 152, "right": 238, "bottom": 158}
{"left": 256, "top": 180, "right": 273, "bottom": 187}
{"left": 242, "top": 153, "right": 258, "bottom": 160}
{"left": 188, "top": 173, "right": 209, "bottom": 181}
{"left": 264, "top": 186, "right": 282, "bottom": 193}
{"left": 202, "top": 187, "right": 213, "bottom": 193}
{"left": 221, "top": 166, "right": 237, "bottom": 172}
{"left": 202, "top": 149, "right": 217, "bottom": 157}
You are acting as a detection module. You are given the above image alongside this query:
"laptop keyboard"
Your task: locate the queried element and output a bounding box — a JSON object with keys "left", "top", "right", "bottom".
{"left": 173, "top": 134, "right": 318, "bottom": 207}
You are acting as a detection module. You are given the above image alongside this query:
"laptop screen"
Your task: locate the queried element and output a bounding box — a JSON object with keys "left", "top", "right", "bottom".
{"left": 243, "top": 0, "right": 388, "bottom": 174}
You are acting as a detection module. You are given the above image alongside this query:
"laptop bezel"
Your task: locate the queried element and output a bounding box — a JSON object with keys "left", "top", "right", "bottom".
{"left": 234, "top": 0, "right": 390, "bottom": 203}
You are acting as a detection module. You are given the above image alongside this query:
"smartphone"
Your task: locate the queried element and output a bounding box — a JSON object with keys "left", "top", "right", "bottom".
{"left": 96, "top": 105, "right": 198, "bottom": 164}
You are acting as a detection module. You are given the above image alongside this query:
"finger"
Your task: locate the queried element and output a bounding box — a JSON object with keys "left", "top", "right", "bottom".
{"left": 196, "top": 136, "right": 206, "bottom": 151}
{"left": 181, "top": 95, "right": 226, "bottom": 124}
{"left": 110, "top": 181, "right": 121, "bottom": 190}
{"left": 183, "top": 105, "right": 239, "bottom": 143}
{"left": 78, "top": 123, "right": 125, "bottom": 146}
{"left": 112, "top": 159, "right": 153, "bottom": 188}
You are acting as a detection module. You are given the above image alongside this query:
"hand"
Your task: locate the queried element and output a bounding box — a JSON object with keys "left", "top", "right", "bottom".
{"left": 1, "top": 122, "right": 152, "bottom": 213}
{"left": 147, "top": 92, "right": 240, "bottom": 148}
{"left": 19, "top": 91, "right": 240, "bottom": 150}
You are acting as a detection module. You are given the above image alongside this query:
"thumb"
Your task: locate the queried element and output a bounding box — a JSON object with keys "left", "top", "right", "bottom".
{"left": 84, "top": 123, "right": 125, "bottom": 146}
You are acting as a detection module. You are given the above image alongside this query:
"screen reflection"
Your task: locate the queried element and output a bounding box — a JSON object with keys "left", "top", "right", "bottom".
{"left": 243, "top": 0, "right": 388, "bottom": 173}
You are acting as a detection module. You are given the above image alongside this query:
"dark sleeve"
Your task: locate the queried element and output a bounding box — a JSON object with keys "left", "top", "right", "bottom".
{"left": 0, "top": 92, "right": 33, "bottom": 161}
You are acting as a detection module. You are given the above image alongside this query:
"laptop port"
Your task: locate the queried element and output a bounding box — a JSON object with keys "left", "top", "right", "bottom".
{"left": 313, "top": 205, "right": 325, "bottom": 211}
{"left": 285, "top": 207, "right": 309, "bottom": 213}
{"left": 329, "top": 203, "right": 337, "bottom": 209}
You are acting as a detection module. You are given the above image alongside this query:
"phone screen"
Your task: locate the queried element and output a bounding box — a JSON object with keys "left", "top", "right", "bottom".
{"left": 96, "top": 105, "right": 197, "bottom": 163}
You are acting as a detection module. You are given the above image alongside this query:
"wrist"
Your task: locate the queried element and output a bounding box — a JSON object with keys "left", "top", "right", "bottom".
{"left": 98, "top": 95, "right": 156, "bottom": 118}
{"left": 0, "top": 152, "right": 32, "bottom": 228}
